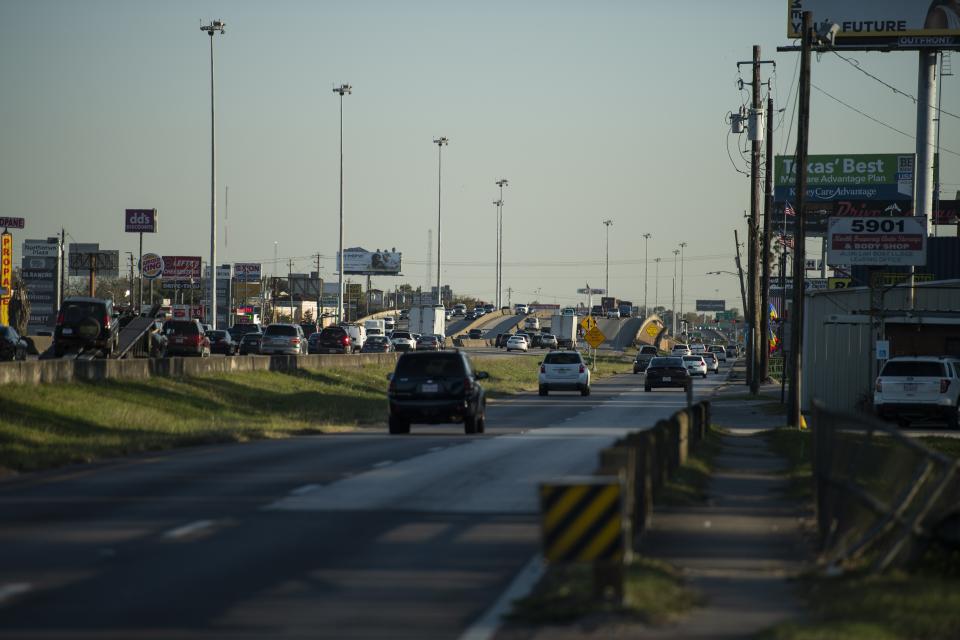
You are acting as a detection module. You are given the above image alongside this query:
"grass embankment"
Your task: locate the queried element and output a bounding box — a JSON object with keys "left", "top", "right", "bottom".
{"left": 0, "top": 357, "right": 541, "bottom": 474}
{"left": 760, "top": 427, "right": 960, "bottom": 640}
{"left": 507, "top": 557, "right": 700, "bottom": 627}
{"left": 657, "top": 425, "right": 724, "bottom": 506}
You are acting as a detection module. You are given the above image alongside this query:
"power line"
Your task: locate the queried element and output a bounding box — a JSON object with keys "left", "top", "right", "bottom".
{"left": 811, "top": 83, "right": 960, "bottom": 158}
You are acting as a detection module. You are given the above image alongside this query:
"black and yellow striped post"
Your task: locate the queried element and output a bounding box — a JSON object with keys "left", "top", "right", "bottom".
{"left": 539, "top": 476, "right": 626, "bottom": 599}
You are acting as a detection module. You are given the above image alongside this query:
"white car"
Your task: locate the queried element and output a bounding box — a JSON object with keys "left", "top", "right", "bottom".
{"left": 390, "top": 331, "right": 417, "bottom": 352}
{"left": 709, "top": 346, "right": 727, "bottom": 362}
{"left": 606, "top": 308, "right": 621, "bottom": 319}
{"left": 875, "top": 356, "right": 960, "bottom": 429}
{"left": 672, "top": 343, "right": 692, "bottom": 357}
{"left": 702, "top": 351, "right": 720, "bottom": 374}
{"left": 540, "top": 334, "right": 558, "bottom": 349}
{"left": 506, "top": 335, "right": 528, "bottom": 352}
{"left": 524, "top": 317, "right": 540, "bottom": 331}
{"left": 539, "top": 350, "right": 590, "bottom": 396}
{"left": 690, "top": 343, "right": 706, "bottom": 355}
{"left": 682, "top": 355, "right": 707, "bottom": 378}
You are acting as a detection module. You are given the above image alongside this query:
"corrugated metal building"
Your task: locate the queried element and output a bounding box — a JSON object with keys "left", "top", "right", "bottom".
{"left": 802, "top": 279, "right": 960, "bottom": 413}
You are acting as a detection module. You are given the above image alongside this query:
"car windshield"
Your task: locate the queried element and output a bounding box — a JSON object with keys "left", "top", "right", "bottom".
{"left": 650, "top": 357, "right": 683, "bottom": 367}
{"left": 208, "top": 331, "right": 227, "bottom": 340}
{"left": 392, "top": 332, "right": 412, "bottom": 339}
{"left": 541, "top": 334, "right": 555, "bottom": 339}
{"left": 321, "top": 328, "right": 346, "bottom": 337}
{"left": 264, "top": 325, "right": 298, "bottom": 336}
{"left": 367, "top": 336, "right": 388, "bottom": 344}
{"left": 639, "top": 346, "right": 658, "bottom": 355}
{"left": 673, "top": 344, "right": 688, "bottom": 350}
{"left": 395, "top": 354, "right": 465, "bottom": 378}
{"left": 543, "top": 352, "right": 582, "bottom": 365}
{"left": 241, "top": 334, "right": 261, "bottom": 342}
{"left": 880, "top": 361, "right": 946, "bottom": 377}
{"left": 164, "top": 321, "right": 199, "bottom": 335}
{"left": 62, "top": 301, "right": 104, "bottom": 323}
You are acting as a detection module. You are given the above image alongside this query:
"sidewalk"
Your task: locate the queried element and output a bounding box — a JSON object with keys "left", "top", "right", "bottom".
{"left": 495, "top": 363, "right": 811, "bottom": 639}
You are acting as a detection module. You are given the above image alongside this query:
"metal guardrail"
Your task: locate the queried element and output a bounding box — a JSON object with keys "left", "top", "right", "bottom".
{"left": 813, "top": 401, "right": 960, "bottom": 573}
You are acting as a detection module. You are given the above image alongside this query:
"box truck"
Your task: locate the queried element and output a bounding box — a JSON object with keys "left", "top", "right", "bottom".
{"left": 551, "top": 313, "right": 578, "bottom": 349}
{"left": 409, "top": 305, "right": 447, "bottom": 341}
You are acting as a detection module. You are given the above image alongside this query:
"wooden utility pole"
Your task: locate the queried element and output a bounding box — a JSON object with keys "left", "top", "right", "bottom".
{"left": 760, "top": 94, "right": 774, "bottom": 381}
{"left": 734, "top": 230, "right": 748, "bottom": 346}
{"left": 788, "top": 11, "right": 813, "bottom": 428}
{"left": 748, "top": 45, "right": 762, "bottom": 394}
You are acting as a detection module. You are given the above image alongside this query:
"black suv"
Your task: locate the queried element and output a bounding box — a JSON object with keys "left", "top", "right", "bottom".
{"left": 644, "top": 356, "right": 692, "bottom": 392}
{"left": 53, "top": 297, "right": 119, "bottom": 357}
{"left": 387, "top": 351, "right": 488, "bottom": 435}
{"left": 313, "top": 326, "right": 351, "bottom": 354}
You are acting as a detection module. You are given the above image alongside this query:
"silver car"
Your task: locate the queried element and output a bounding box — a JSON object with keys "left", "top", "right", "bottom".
{"left": 539, "top": 334, "right": 558, "bottom": 349}
{"left": 259, "top": 323, "right": 307, "bottom": 355}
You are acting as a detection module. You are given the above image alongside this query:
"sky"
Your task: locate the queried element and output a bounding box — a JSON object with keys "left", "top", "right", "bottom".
{"left": 1, "top": 0, "right": 957, "bottom": 312}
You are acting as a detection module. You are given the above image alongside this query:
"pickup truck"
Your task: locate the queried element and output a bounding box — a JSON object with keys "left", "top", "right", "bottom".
{"left": 633, "top": 345, "right": 660, "bottom": 374}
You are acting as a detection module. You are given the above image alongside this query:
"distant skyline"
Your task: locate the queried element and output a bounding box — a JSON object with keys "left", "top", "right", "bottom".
{"left": 1, "top": 1, "right": 957, "bottom": 310}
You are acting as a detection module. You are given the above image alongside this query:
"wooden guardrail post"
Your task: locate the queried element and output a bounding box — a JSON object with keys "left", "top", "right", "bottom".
{"left": 598, "top": 446, "right": 638, "bottom": 553}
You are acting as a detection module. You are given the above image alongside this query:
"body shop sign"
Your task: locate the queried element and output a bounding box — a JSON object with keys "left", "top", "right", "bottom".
{"left": 827, "top": 216, "right": 926, "bottom": 266}
{"left": 124, "top": 209, "right": 157, "bottom": 233}
{"left": 162, "top": 256, "right": 201, "bottom": 279}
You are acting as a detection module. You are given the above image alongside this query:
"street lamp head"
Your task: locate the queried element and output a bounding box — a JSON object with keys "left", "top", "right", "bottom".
{"left": 679, "top": 241, "right": 688, "bottom": 248}
{"left": 603, "top": 219, "right": 613, "bottom": 227}
{"left": 201, "top": 19, "right": 226, "bottom": 35}
{"left": 496, "top": 178, "right": 509, "bottom": 188}
{"left": 333, "top": 83, "right": 352, "bottom": 96}
{"left": 433, "top": 137, "right": 449, "bottom": 146}
{"left": 673, "top": 249, "right": 680, "bottom": 256}
{"left": 493, "top": 199, "right": 503, "bottom": 206}
{"left": 643, "top": 233, "right": 651, "bottom": 239}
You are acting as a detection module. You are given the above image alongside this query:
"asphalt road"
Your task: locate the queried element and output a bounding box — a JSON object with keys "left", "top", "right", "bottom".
{"left": 0, "top": 365, "right": 731, "bottom": 639}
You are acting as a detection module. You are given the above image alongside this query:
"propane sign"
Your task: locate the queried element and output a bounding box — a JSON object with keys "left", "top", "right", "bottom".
{"left": 827, "top": 216, "right": 927, "bottom": 266}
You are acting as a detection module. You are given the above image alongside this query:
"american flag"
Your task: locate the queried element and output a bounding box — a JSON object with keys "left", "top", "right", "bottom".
{"left": 777, "top": 233, "right": 795, "bottom": 248}
{"left": 784, "top": 201, "right": 796, "bottom": 216}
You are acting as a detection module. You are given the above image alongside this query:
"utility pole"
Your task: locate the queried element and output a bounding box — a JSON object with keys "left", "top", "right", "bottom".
{"left": 748, "top": 44, "right": 762, "bottom": 394}
{"left": 496, "top": 178, "right": 508, "bottom": 308}
{"left": 734, "top": 230, "right": 748, "bottom": 352}
{"left": 678, "top": 241, "right": 687, "bottom": 328}
{"left": 760, "top": 94, "right": 774, "bottom": 382}
{"left": 333, "top": 83, "right": 352, "bottom": 324}
{"left": 201, "top": 19, "right": 225, "bottom": 330}
{"left": 434, "top": 137, "right": 449, "bottom": 306}
{"left": 288, "top": 258, "right": 294, "bottom": 322}
{"left": 59, "top": 228, "right": 66, "bottom": 309}
{"left": 654, "top": 258, "right": 661, "bottom": 311}
{"left": 788, "top": 11, "right": 813, "bottom": 428}
{"left": 642, "top": 233, "right": 651, "bottom": 318}
{"left": 671, "top": 248, "right": 679, "bottom": 335}
{"left": 603, "top": 219, "right": 613, "bottom": 294}
{"left": 315, "top": 254, "right": 322, "bottom": 318}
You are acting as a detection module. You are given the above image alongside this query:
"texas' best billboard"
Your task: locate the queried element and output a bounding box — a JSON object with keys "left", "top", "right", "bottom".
{"left": 788, "top": 1, "right": 960, "bottom": 48}
{"left": 337, "top": 249, "right": 402, "bottom": 275}
{"left": 775, "top": 154, "right": 915, "bottom": 204}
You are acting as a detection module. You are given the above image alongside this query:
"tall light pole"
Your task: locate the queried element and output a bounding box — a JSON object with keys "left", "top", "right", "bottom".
{"left": 672, "top": 248, "right": 680, "bottom": 335}
{"left": 678, "top": 241, "right": 688, "bottom": 329}
{"left": 603, "top": 219, "right": 613, "bottom": 294}
{"left": 654, "top": 257, "right": 661, "bottom": 311}
{"left": 434, "top": 137, "right": 449, "bottom": 306}
{"left": 495, "top": 178, "right": 508, "bottom": 307}
{"left": 492, "top": 198, "right": 502, "bottom": 305}
{"left": 201, "top": 19, "right": 225, "bottom": 329}
{"left": 333, "top": 83, "right": 352, "bottom": 323}
{"left": 642, "top": 233, "right": 651, "bottom": 318}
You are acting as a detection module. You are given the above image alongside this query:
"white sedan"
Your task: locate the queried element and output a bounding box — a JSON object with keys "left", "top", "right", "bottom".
{"left": 539, "top": 350, "right": 590, "bottom": 396}
{"left": 506, "top": 335, "right": 528, "bottom": 352}
{"left": 682, "top": 355, "right": 708, "bottom": 378}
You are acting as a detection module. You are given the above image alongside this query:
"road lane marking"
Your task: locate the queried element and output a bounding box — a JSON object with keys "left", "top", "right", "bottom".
{"left": 291, "top": 484, "right": 321, "bottom": 496}
{"left": 0, "top": 583, "right": 31, "bottom": 604}
{"left": 372, "top": 460, "right": 394, "bottom": 469}
{"left": 163, "top": 519, "right": 215, "bottom": 540}
{"left": 459, "top": 555, "right": 544, "bottom": 640}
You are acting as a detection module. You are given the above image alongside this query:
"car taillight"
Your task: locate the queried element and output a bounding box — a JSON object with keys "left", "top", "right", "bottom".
{"left": 388, "top": 380, "right": 396, "bottom": 393}
{"left": 875, "top": 379, "right": 882, "bottom": 393}
{"left": 191, "top": 335, "right": 202, "bottom": 345}
{"left": 56, "top": 311, "right": 64, "bottom": 326}
{"left": 579, "top": 364, "right": 585, "bottom": 374}
{"left": 540, "top": 365, "right": 545, "bottom": 373}
{"left": 291, "top": 338, "right": 301, "bottom": 344}
{"left": 464, "top": 376, "right": 472, "bottom": 392}
{"left": 341, "top": 336, "right": 350, "bottom": 346}
{"left": 941, "top": 379, "right": 951, "bottom": 393}
{"left": 103, "top": 315, "right": 111, "bottom": 329}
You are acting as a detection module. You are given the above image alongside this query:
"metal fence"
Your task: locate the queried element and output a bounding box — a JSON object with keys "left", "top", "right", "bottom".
{"left": 813, "top": 401, "right": 960, "bottom": 573}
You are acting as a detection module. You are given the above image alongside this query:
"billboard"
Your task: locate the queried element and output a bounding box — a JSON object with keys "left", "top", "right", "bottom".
{"left": 21, "top": 239, "right": 62, "bottom": 331}
{"left": 124, "top": 209, "right": 158, "bottom": 233}
{"left": 0, "top": 217, "right": 25, "bottom": 229}
{"left": 827, "top": 216, "right": 927, "bottom": 266}
{"left": 337, "top": 248, "right": 402, "bottom": 275}
{"left": 68, "top": 244, "right": 120, "bottom": 277}
{"left": 234, "top": 262, "right": 262, "bottom": 283}
{"left": 140, "top": 253, "right": 164, "bottom": 280}
{"left": 775, "top": 154, "right": 916, "bottom": 204}
{"left": 787, "top": 1, "right": 960, "bottom": 49}
{"left": 695, "top": 299, "right": 725, "bottom": 312}
{"left": 162, "top": 256, "right": 202, "bottom": 279}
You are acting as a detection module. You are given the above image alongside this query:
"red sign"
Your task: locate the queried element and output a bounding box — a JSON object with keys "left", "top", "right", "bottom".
{"left": 125, "top": 209, "right": 157, "bottom": 233}
{"left": 0, "top": 232, "right": 12, "bottom": 301}
{"left": 0, "top": 217, "right": 25, "bottom": 230}
{"left": 830, "top": 234, "right": 924, "bottom": 251}
{"left": 162, "top": 256, "right": 201, "bottom": 279}
{"left": 934, "top": 200, "right": 959, "bottom": 224}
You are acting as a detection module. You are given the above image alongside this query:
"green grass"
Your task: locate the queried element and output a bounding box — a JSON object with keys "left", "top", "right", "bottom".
{"left": 506, "top": 557, "right": 700, "bottom": 626}
{"left": 761, "top": 427, "right": 813, "bottom": 502}
{"left": 657, "top": 426, "right": 724, "bottom": 506}
{"left": 0, "top": 356, "right": 549, "bottom": 474}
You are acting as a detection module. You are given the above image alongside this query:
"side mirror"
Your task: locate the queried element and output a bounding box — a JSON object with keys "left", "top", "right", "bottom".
{"left": 386, "top": 372, "right": 394, "bottom": 381}
{"left": 475, "top": 371, "right": 489, "bottom": 380}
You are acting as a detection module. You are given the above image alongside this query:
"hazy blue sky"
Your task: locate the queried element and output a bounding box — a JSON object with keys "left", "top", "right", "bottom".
{"left": 1, "top": 0, "right": 957, "bottom": 310}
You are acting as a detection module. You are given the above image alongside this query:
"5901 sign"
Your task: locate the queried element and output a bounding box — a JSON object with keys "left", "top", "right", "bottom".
{"left": 827, "top": 216, "right": 926, "bottom": 267}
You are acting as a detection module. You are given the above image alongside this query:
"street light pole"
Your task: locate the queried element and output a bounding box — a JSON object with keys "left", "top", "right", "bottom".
{"left": 672, "top": 248, "right": 680, "bottom": 335}
{"left": 333, "top": 83, "right": 352, "bottom": 324}
{"left": 642, "top": 233, "right": 651, "bottom": 317}
{"left": 201, "top": 19, "right": 225, "bottom": 330}
{"left": 492, "top": 199, "right": 501, "bottom": 305}
{"left": 434, "top": 137, "right": 449, "bottom": 306}
{"left": 679, "top": 241, "right": 688, "bottom": 329}
{"left": 495, "top": 178, "right": 508, "bottom": 308}
{"left": 654, "top": 258, "right": 661, "bottom": 311}
{"left": 603, "top": 219, "right": 613, "bottom": 294}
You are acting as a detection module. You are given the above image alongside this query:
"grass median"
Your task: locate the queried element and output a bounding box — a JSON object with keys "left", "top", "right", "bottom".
{"left": 0, "top": 356, "right": 549, "bottom": 475}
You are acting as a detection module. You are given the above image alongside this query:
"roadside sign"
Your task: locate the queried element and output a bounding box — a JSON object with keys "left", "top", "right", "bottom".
{"left": 876, "top": 340, "right": 890, "bottom": 360}
{"left": 827, "top": 216, "right": 926, "bottom": 266}
{"left": 584, "top": 326, "right": 606, "bottom": 349}
{"left": 576, "top": 287, "right": 605, "bottom": 295}
{"left": 696, "top": 299, "right": 725, "bottom": 312}
{"left": 140, "top": 253, "right": 164, "bottom": 279}
{"left": 0, "top": 217, "right": 25, "bottom": 229}
{"left": 645, "top": 323, "right": 660, "bottom": 338}
{"left": 580, "top": 316, "right": 597, "bottom": 332}
{"left": 124, "top": 209, "right": 158, "bottom": 233}
{"left": 828, "top": 277, "right": 852, "bottom": 289}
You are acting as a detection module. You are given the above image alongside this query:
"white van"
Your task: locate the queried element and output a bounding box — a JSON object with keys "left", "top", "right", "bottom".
{"left": 364, "top": 318, "right": 385, "bottom": 336}
{"left": 342, "top": 323, "right": 366, "bottom": 353}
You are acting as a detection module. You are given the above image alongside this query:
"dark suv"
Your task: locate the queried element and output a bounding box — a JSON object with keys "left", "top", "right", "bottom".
{"left": 312, "top": 326, "right": 351, "bottom": 354}
{"left": 53, "top": 297, "right": 119, "bottom": 357}
{"left": 387, "top": 351, "right": 488, "bottom": 435}
{"left": 644, "top": 356, "right": 692, "bottom": 392}
{"left": 162, "top": 319, "right": 211, "bottom": 357}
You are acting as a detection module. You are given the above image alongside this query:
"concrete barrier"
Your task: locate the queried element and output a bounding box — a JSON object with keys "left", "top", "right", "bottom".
{"left": 0, "top": 353, "right": 400, "bottom": 386}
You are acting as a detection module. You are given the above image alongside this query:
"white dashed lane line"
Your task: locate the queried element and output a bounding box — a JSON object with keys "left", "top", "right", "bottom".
{"left": 163, "top": 520, "right": 215, "bottom": 540}
{"left": 372, "top": 460, "right": 394, "bottom": 469}
{"left": 0, "top": 583, "right": 32, "bottom": 605}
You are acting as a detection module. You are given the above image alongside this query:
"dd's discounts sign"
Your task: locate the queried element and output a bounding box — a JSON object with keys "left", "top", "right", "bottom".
{"left": 827, "top": 216, "right": 926, "bottom": 266}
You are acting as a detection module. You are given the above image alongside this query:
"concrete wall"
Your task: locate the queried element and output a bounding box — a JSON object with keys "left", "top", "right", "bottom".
{"left": 0, "top": 353, "right": 400, "bottom": 386}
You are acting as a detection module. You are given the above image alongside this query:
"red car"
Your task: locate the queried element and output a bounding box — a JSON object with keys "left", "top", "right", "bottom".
{"left": 163, "top": 320, "right": 211, "bottom": 357}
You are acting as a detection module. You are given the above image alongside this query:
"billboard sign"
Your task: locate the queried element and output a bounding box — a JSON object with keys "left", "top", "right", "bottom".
{"left": 22, "top": 239, "right": 59, "bottom": 258}
{"left": 695, "top": 299, "right": 726, "bottom": 312}
{"left": 162, "top": 256, "right": 202, "bottom": 279}
{"left": 68, "top": 244, "right": 120, "bottom": 277}
{"left": 234, "top": 262, "right": 262, "bottom": 282}
{"left": 775, "top": 154, "right": 915, "bottom": 204}
{"left": 140, "top": 253, "right": 164, "bottom": 279}
{"left": 0, "top": 217, "right": 25, "bottom": 229}
{"left": 124, "top": 209, "right": 157, "bottom": 233}
{"left": 787, "top": 1, "right": 960, "bottom": 49}
{"left": 337, "top": 248, "right": 402, "bottom": 275}
{"left": 827, "top": 216, "right": 927, "bottom": 266}
{"left": 21, "top": 238, "right": 61, "bottom": 331}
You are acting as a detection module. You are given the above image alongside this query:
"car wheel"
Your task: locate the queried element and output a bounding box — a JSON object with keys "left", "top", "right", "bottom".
{"left": 476, "top": 412, "right": 486, "bottom": 434}
{"left": 539, "top": 385, "right": 548, "bottom": 396}
{"left": 947, "top": 409, "right": 959, "bottom": 431}
{"left": 388, "top": 415, "right": 410, "bottom": 435}
{"left": 702, "top": 373, "right": 707, "bottom": 378}
{"left": 581, "top": 386, "right": 590, "bottom": 397}
{"left": 464, "top": 413, "right": 480, "bottom": 434}
{"left": 644, "top": 385, "right": 651, "bottom": 392}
